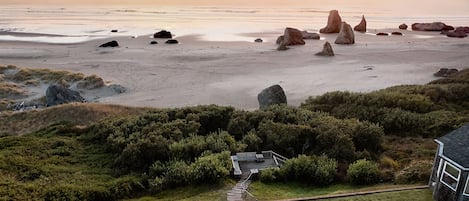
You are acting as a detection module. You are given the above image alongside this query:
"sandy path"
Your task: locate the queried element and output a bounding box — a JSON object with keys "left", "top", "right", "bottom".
{"left": 0, "top": 29, "right": 468, "bottom": 109}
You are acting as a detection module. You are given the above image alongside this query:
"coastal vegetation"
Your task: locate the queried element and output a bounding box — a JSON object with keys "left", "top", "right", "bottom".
{"left": 1, "top": 69, "right": 468, "bottom": 200}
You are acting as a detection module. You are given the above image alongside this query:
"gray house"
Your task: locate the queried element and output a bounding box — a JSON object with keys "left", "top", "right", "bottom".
{"left": 430, "top": 124, "right": 469, "bottom": 201}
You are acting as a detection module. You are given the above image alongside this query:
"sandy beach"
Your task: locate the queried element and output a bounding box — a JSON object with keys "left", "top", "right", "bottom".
{"left": 1, "top": 29, "right": 468, "bottom": 109}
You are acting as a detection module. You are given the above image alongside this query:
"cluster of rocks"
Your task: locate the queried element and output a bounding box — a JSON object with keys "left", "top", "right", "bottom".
{"left": 410, "top": 22, "right": 468, "bottom": 38}
{"left": 98, "top": 30, "right": 180, "bottom": 48}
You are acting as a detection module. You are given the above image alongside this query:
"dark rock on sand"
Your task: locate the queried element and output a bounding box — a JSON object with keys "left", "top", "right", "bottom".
{"left": 354, "top": 15, "right": 367, "bottom": 32}
{"left": 447, "top": 31, "right": 468, "bottom": 38}
{"left": 391, "top": 32, "right": 403, "bottom": 35}
{"left": 399, "top": 24, "right": 408, "bottom": 30}
{"left": 165, "top": 39, "right": 179, "bottom": 44}
{"left": 283, "top": 27, "right": 305, "bottom": 46}
{"left": 111, "top": 30, "right": 118, "bottom": 33}
{"left": 99, "top": 40, "right": 119, "bottom": 47}
{"left": 376, "top": 32, "right": 389, "bottom": 36}
{"left": 46, "top": 85, "right": 85, "bottom": 106}
{"left": 434, "top": 68, "right": 459, "bottom": 77}
{"left": 320, "top": 10, "right": 342, "bottom": 33}
{"left": 411, "top": 22, "right": 453, "bottom": 31}
{"left": 154, "top": 30, "right": 172, "bottom": 38}
{"left": 277, "top": 44, "right": 289, "bottom": 51}
{"left": 315, "top": 41, "right": 334, "bottom": 56}
{"left": 255, "top": 38, "right": 263, "bottom": 43}
{"left": 301, "top": 31, "right": 320, "bottom": 40}
{"left": 335, "top": 22, "right": 355, "bottom": 44}
{"left": 150, "top": 41, "right": 158, "bottom": 44}
{"left": 455, "top": 27, "right": 469, "bottom": 33}
{"left": 257, "top": 84, "right": 287, "bottom": 109}
{"left": 276, "top": 35, "right": 284, "bottom": 45}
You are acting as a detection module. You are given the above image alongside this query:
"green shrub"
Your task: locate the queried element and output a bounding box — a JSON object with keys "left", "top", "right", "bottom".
{"left": 279, "top": 155, "right": 337, "bottom": 185}
{"left": 395, "top": 160, "right": 433, "bottom": 184}
{"left": 347, "top": 159, "right": 381, "bottom": 185}
{"left": 259, "top": 167, "right": 280, "bottom": 183}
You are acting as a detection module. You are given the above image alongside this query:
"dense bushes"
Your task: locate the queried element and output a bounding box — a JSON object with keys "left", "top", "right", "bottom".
{"left": 347, "top": 159, "right": 381, "bottom": 185}
{"left": 395, "top": 160, "right": 433, "bottom": 184}
{"left": 259, "top": 155, "right": 337, "bottom": 185}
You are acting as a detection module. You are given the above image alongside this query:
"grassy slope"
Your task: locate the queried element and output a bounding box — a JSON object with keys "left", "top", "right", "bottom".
{"left": 0, "top": 103, "right": 150, "bottom": 135}
{"left": 248, "top": 182, "right": 428, "bottom": 201}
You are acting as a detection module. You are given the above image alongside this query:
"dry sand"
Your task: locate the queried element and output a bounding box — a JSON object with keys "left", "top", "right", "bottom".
{"left": 0, "top": 29, "right": 468, "bottom": 110}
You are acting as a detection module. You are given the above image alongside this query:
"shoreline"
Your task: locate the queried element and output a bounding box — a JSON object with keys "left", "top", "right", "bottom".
{"left": 1, "top": 28, "right": 468, "bottom": 110}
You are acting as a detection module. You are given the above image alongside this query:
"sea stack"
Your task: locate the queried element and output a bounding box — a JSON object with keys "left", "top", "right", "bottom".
{"left": 335, "top": 22, "right": 355, "bottom": 44}
{"left": 354, "top": 15, "right": 367, "bottom": 32}
{"left": 320, "top": 10, "right": 342, "bottom": 33}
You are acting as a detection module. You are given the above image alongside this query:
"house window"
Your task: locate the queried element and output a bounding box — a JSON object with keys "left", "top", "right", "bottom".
{"left": 440, "top": 161, "right": 460, "bottom": 191}
{"left": 464, "top": 177, "right": 469, "bottom": 196}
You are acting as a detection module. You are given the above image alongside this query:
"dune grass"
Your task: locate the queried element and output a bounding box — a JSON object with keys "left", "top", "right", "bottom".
{"left": 0, "top": 103, "right": 150, "bottom": 136}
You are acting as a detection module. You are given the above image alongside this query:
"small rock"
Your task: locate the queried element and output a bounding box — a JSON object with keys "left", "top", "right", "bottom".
{"left": 376, "top": 32, "right": 389, "bottom": 36}
{"left": 354, "top": 15, "right": 367, "bottom": 32}
{"left": 276, "top": 35, "right": 284, "bottom": 45}
{"left": 277, "top": 44, "right": 289, "bottom": 51}
{"left": 335, "top": 22, "right": 355, "bottom": 44}
{"left": 255, "top": 38, "right": 263, "bottom": 43}
{"left": 320, "top": 10, "right": 342, "bottom": 33}
{"left": 150, "top": 41, "right": 158, "bottom": 44}
{"left": 455, "top": 27, "right": 469, "bottom": 33}
{"left": 165, "top": 39, "right": 179, "bottom": 44}
{"left": 301, "top": 31, "right": 320, "bottom": 39}
{"left": 412, "top": 22, "right": 453, "bottom": 31}
{"left": 257, "top": 84, "right": 287, "bottom": 109}
{"left": 111, "top": 30, "right": 118, "bottom": 33}
{"left": 446, "top": 31, "right": 468, "bottom": 38}
{"left": 154, "top": 30, "right": 172, "bottom": 38}
{"left": 99, "top": 40, "right": 119, "bottom": 47}
{"left": 315, "top": 41, "right": 334, "bottom": 56}
{"left": 391, "top": 32, "right": 403, "bottom": 35}
{"left": 399, "top": 24, "right": 408, "bottom": 30}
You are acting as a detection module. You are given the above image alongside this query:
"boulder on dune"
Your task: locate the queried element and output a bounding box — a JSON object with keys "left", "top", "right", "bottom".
{"left": 154, "top": 30, "right": 172, "bottom": 38}
{"left": 46, "top": 85, "right": 85, "bottom": 106}
{"left": 315, "top": 41, "right": 335, "bottom": 56}
{"left": 411, "top": 22, "right": 454, "bottom": 31}
{"left": 354, "top": 15, "right": 367, "bottom": 32}
{"left": 320, "top": 10, "right": 342, "bottom": 33}
{"left": 391, "top": 32, "right": 403, "bottom": 35}
{"left": 99, "top": 40, "right": 119, "bottom": 47}
{"left": 399, "top": 24, "right": 408, "bottom": 30}
{"left": 301, "top": 31, "right": 320, "bottom": 39}
{"left": 335, "top": 22, "right": 355, "bottom": 44}
{"left": 434, "top": 68, "right": 459, "bottom": 77}
{"left": 255, "top": 38, "right": 263, "bottom": 43}
{"left": 257, "top": 84, "right": 287, "bottom": 109}
{"left": 150, "top": 40, "right": 158, "bottom": 44}
{"left": 376, "top": 32, "right": 389, "bottom": 36}
{"left": 282, "top": 27, "right": 305, "bottom": 46}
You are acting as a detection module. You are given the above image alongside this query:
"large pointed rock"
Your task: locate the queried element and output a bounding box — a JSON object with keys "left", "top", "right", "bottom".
{"left": 335, "top": 22, "right": 355, "bottom": 44}
{"left": 315, "top": 41, "right": 334, "bottom": 56}
{"left": 320, "top": 10, "right": 342, "bottom": 33}
{"left": 282, "top": 27, "right": 305, "bottom": 46}
{"left": 46, "top": 85, "right": 85, "bottom": 106}
{"left": 257, "top": 85, "right": 287, "bottom": 109}
{"left": 354, "top": 15, "right": 367, "bottom": 32}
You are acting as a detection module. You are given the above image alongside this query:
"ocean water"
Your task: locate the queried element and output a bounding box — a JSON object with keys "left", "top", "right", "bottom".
{"left": 0, "top": 3, "right": 468, "bottom": 43}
